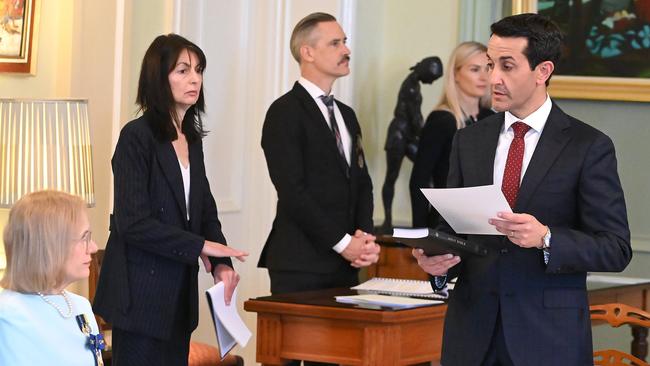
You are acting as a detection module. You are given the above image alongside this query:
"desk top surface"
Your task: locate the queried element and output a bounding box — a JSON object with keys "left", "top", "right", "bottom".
{"left": 244, "top": 287, "right": 450, "bottom": 323}
{"left": 247, "top": 288, "right": 426, "bottom": 311}
{"left": 245, "top": 276, "right": 650, "bottom": 310}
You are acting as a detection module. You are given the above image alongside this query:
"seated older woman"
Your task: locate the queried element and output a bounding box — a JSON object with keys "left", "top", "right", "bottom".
{"left": 0, "top": 190, "right": 102, "bottom": 366}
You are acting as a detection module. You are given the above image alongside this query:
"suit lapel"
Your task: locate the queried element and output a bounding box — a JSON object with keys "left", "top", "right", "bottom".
{"left": 515, "top": 103, "right": 572, "bottom": 211}
{"left": 474, "top": 114, "right": 503, "bottom": 185}
{"left": 155, "top": 140, "right": 189, "bottom": 224}
{"left": 292, "top": 82, "right": 350, "bottom": 178}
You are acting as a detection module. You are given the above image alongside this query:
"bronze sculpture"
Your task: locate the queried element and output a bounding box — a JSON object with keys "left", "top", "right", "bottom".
{"left": 380, "top": 56, "right": 442, "bottom": 231}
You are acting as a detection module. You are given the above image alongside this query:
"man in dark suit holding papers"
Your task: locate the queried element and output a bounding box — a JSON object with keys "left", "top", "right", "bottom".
{"left": 413, "top": 13, "right": 631, "bottom": 366}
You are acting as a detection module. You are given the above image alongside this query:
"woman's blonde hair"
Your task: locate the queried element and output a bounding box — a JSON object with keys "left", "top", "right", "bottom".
{"left": 1, "top": 190, "right": 86, "bottom": 292}
{"left": 435, "top": 41, "right": 491, "bottom": 129}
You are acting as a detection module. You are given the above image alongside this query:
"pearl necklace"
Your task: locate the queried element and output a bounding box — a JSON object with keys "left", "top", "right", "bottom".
{"left": 37, "top": 291, "right": 73, "bottom": 318}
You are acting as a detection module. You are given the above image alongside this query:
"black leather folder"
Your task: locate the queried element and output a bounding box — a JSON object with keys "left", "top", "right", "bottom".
{"left": 385, "top": 228, "right": 488, "bottom": 257}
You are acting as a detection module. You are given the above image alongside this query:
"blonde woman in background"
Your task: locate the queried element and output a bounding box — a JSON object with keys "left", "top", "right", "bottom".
{"left": 0, "top": 190, "right": 102, "bottom": 366}
{"left": 409, "top": 41, "right": 493, "bottom": 228}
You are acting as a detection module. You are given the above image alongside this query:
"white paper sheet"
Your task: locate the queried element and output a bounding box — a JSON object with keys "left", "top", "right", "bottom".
{"left": 420, "top": 184, "right": 512, "bottom": 235}
{"left": 205, "top": 282, "right": 252, "bottom": 358}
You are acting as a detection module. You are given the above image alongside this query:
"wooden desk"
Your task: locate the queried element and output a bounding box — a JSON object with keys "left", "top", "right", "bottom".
{"left": 244, "top": 288, "right": 445, "bottom": 366}
{"left": 246, "top": 282, "right": 650, "bottom": 365}
{"left": 369, "top": 242, "right": 650, "bottom": 361}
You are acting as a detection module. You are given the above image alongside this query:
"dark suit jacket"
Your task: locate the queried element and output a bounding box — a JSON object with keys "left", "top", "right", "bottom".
{"left": 259, "top": 82, "right": 373, "bottom": 278}
{"left": 439, "top": 102, "right": 631, "bottom": 366}
{"left": 409, "top": 108, "right": 494, "bottom": 227}
{"left": 93, "top": 112, "right": 231, "bottom": 340}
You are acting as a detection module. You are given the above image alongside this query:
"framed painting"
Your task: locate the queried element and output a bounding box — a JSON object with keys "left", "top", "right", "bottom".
{"left": 513, "top": 0, "right": 650, "bottom": 102}
{"left": 0, "top": 0, "right": 37, "bottom": 74}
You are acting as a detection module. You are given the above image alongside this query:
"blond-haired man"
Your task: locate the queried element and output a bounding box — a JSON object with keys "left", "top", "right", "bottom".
{"left": 260, "top": 14, "right": 379, "bottom": 365}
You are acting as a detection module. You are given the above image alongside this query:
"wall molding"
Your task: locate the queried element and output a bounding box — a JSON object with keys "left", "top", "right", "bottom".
{"left": 109, "top": 0, "right": 126, "bottom": 211}
{"left": 334, "top": 0, "right": 357, "bottom": 106}
{"left": 631, "top": 235, "right": 650, "bottom": 253}
{"left": 176, "top": 0, "right": 252, "bottom": 213}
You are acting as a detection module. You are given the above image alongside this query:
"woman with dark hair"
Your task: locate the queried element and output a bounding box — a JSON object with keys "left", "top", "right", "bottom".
{"left": 93, "top": 34, "right": 248, "bottom": 366}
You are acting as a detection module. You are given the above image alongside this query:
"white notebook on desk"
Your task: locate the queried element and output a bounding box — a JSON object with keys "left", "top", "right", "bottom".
{"left": 352, "top": 277, "right": 450, "bottom": 299}
{"left": 335, "top": 294, "right": 443, "bottom": 309}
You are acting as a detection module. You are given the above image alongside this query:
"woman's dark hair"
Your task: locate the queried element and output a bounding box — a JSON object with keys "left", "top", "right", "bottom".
{"left": 491, "top": 13, "right": 564, "bottom": 85}
{"left": 136, "top": 34, "right": 207, "bottom": 142}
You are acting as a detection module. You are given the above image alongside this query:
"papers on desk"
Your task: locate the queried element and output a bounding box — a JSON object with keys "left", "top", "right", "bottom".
{"left": 335, "top": 294, "right": 443, "bottom": 309}
{"left": 587, "top": 274, "right": 650, "bottom": 285}
{"left": 420, "top": 184, "right": 511, "bottom": 235}
{"left": 205, "top": 282, "right": 252, "bottom": 359}
{"left": 352, "top": 277, "right": 447, "bottom": 299}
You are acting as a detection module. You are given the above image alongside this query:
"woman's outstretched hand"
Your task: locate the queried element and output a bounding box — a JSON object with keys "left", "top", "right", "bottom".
{"left": 200, "top": 241, "right": 248, "bottom": 274}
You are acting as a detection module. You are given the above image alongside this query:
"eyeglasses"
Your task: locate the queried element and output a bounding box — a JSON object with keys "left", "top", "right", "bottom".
{"left": 74, "top": 231, "right": 92, "bottom": 254}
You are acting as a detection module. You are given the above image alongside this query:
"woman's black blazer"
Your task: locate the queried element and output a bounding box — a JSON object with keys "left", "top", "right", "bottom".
{"left": 93, "top": 112, "right": 231, "bottom": 340}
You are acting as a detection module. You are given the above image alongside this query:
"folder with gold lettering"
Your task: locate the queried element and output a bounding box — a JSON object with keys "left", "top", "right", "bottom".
{"left": 390, "top": 228, "right": 487, "bottom": 257}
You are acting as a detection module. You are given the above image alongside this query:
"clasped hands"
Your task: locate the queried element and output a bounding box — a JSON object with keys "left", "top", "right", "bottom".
{"left": 342, "top": 229, "right": 381, "bottom": 268}
{"left": 412, "top": 212, "right": 547, "bottom": 276}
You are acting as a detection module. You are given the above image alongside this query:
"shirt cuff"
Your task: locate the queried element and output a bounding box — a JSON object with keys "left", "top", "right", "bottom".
{"left": 429, "top": 274, "right": 447, "bottom": 291}
{"left": 332, "top": 234, "right": 352, "bottom": 253}
{"left": 434, "top": 275, "right": 448, "bottom": 289}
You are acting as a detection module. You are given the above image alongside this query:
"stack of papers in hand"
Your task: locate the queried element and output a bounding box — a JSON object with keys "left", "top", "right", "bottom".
{"left": 335, "top": 294, "right": 443, "bottom": 309}
{"left": 205, "top": 282, "right": 252, "bottom": 359}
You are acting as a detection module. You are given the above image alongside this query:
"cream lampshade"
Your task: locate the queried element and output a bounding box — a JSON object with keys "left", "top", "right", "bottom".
{"left": 0, "top": 98, "right": 95, "bottom": 271}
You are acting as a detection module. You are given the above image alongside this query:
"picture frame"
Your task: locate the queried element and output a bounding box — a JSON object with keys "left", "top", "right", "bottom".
{"left": 0, "top": 0, "right": 38, "bottom": 74}
{"left": 513, "top": 0, "right": 650, "bottom": 102}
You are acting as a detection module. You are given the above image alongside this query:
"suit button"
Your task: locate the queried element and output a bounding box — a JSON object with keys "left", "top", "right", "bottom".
{"left": 150, "top": 269, "right": 155, "bottom": 275}
{"left": 500, "top": 248, "right": 509, "bottom": 254}
{"left": 172, "top": 249, "right": 178, "bottom": 255}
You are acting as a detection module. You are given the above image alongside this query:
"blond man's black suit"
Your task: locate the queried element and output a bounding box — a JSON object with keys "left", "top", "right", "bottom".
{"left": 260, "top": 82, "right": 373, "bottom": 293}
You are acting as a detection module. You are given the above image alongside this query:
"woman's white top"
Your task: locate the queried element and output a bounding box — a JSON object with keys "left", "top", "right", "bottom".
{"left": 0, "top": 289, "right": 100, "bottom": 366}
{"left": 179, "top": 159, "right": 190, "bottom": 220}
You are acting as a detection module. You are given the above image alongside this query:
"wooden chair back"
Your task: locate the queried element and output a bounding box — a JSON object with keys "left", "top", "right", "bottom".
{"left": 591, "top": 303, "right": 650, "bottom": 366}
{"left": 89, "top": 250, "right": 110, "bottom": 331}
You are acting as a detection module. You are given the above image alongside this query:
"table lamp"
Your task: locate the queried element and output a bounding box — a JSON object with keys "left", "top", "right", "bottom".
{"left": 0, "top": 98, "right": 95, "bottom": 272}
